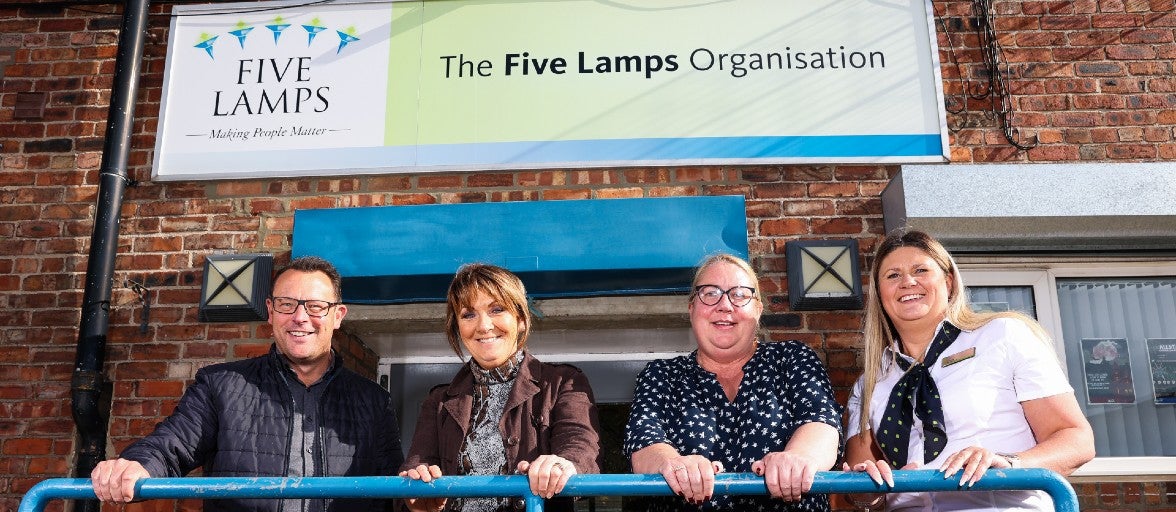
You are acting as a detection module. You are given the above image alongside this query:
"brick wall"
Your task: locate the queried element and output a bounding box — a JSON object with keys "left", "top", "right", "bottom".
{"left": 1074, "top": 481, "right": 1176, "bottom": 510}
{"left": 2, "top": 0, "right": 1175, "bottom": 511}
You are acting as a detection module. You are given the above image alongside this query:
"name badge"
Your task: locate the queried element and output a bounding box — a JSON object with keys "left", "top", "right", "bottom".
{"left": 941, "top": 347, "right": 976, "bottom": 367}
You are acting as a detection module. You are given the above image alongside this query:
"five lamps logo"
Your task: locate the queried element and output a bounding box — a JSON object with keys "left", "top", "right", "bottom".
{"left": 195, "top": 16, "right": 361, "bottom": 59}
{"left": 156, "top": 0, "right": 392, "bottom": 171}
{"left": 188, "top": 15, "right": 367, "bottom": 118}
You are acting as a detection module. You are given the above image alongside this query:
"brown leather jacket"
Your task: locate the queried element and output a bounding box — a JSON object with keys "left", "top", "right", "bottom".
{"left": 402, "top": 351, "right": 601, "bottom": 511}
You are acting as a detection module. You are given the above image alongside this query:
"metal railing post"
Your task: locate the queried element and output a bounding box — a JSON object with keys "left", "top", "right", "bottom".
{"left": 524, "top": 493, "right": 546, "bottom": 512}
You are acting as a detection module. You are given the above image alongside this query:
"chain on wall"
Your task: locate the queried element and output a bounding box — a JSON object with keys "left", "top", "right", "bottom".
{"left": 939, "top": 0, "right": 1038, "bottom": 150}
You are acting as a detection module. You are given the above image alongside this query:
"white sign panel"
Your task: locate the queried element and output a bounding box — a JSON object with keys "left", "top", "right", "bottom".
{"left": 153, "top": 0, "right": 948, "bottom": 180}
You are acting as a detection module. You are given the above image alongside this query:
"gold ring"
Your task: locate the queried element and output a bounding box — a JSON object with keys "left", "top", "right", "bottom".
{"left": 671, "top": 464, "right": 686, "bottom": 471}
{"left": 553, "top": 462, "right": 564, "bottom": 471}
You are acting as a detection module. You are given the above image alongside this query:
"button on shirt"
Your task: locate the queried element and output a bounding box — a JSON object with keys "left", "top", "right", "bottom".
{"left": 624, "top": 341, "right": 842, "bottom": 512}
{"left": 847, "top": 318, "right": 1073, "bottom": 512}
{"left": 282, "top": 364, "right": 333, "bottom": 512}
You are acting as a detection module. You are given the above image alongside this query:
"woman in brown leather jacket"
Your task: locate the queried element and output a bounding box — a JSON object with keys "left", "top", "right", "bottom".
{"left": 400, "top": 263, "right": 601, "bottom": 512}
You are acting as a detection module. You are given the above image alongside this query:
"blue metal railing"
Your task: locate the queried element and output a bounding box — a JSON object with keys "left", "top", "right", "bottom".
{"left": 20, "top": 470, "right": 1078, "bottom": 512}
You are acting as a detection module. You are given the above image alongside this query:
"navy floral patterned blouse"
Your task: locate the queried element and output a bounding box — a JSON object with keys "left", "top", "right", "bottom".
{"left": 623, "top": 341, "right": 842, "bottom": 512}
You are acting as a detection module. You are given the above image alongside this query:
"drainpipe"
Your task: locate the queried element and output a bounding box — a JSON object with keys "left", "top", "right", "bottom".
{"left": 71, "top": 0, "right": 151, "bottom": 510}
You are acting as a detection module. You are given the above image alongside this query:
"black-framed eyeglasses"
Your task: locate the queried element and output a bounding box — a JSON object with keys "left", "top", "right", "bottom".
{"left": 269, "top": 296, "right": 340, "bottom": 317}
{"left": 693, "top": 285, "right": 757, "bottom": 307}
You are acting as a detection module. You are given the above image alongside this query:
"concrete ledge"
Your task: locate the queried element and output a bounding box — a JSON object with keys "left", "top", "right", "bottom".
{"left": 885, "top": 162, "right": 1176, "bottom": 252}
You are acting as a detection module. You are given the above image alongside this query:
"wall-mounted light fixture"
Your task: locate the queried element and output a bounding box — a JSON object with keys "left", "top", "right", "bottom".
{"left": 198, "top": 253, "right": 273, "bottom": 322}
{"left": 785, "top": 239, "right": 863, "bottom": 311}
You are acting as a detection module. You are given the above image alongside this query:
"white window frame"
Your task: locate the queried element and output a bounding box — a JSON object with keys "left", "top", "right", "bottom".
{"left": 960, "top": 259, "right": 1176, "bottom": 479}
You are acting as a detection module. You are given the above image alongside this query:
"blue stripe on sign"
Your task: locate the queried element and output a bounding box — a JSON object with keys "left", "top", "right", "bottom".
{"left": 414, "top": 134, "right": 943, "bottom": 165}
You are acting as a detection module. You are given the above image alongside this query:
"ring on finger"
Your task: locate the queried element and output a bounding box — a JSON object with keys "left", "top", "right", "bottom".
{"left": 670, "top": 464, "right": 686, "bottom": 471}
{"left": 553, "top": 462, "right": 564, "bottom": 471}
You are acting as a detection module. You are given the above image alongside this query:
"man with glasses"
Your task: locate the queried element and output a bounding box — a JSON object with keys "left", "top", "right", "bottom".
{"left": 91, "top": 256, "right": 404, "bottom": 512}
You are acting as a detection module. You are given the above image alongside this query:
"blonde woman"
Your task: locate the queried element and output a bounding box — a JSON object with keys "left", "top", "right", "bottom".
{"left": 844, "top": 230, "right": 1094, "bottom": 511}
{"left": 625, "top": 254, "right": 841, "bottom": 512}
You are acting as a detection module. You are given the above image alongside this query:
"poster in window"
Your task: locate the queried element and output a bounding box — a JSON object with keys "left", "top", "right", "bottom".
{"left": 1147, "top": 338, "right": 1176, "bottom": 405}
{"left": 1080, "top": 338, "right": 1135, "bottom": 405}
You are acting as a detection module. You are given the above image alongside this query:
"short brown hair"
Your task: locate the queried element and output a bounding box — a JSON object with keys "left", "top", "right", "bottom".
{"left": 444, "top": 263, "right": 532, "bottom": 358}
{"left": 273, "top": 256, "right": 342, "bottom": 301}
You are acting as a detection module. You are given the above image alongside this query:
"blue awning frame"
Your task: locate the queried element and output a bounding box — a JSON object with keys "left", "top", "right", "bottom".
{"left": 292, "top": 196, "right": 748, "bottom": 304}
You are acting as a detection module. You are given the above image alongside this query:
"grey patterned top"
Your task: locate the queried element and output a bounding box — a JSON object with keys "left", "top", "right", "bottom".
{"left": 454, "top": 351, "right": 525, "bottom": 512}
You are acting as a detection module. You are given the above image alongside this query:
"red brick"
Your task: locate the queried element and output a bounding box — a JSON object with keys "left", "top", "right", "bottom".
{"left": 812, "top": 217, "right": 864, "bottom": 235}
{"left": 2, "top": 438, "right": 51, "bottom": 455}
{"left": 215, "top": 181, "right": 265, "bottom": 196}
{"left": 1107, "top": 143, "right": 1158, "bottom": 158}
{"left": 491, "top": 190, "right": 538, "bottom": 202}
{"left": 649, "top": 186, "right": 695, "bottom": 197}
{"left": 741, "top": 168, "right": 783, "bottom": 182}
{"left": 418, "top": 174, "right": 463, "bottom": 188}
{"left": 517, "top": 171, "right": 567, "bottom": 187}
{"left": 392, "top": 193, "right": 437, "bottom": 205}
{"left": 809, "top": 182, "right": 858, "bottom": 198}
{"left": 246, "top": 198, "right": 284, "bottom": 215}
{"left": 369, "top": 175, "right": 412, "bottom": 190}
{"left": 781, "top": 166, "right": 833, "bottom": 181}
{"left": 836, "top": 198, "right": 881, "bottom": 217}
{"left": 234, "top": 342, "right": 272, "bottom": 359}
{"left": 314, "top": 178, "right": 360, "bottom": 193}
{"left": 0, "top": 205, "right": 38, "bottom": 222}
{"left": 759, "top": 218, "right": 809, "bottom": 236}
{"left": 675, "top": 167, "right": 725, "bottom": 182}
{"left": 806, "top": 312, "right": 864, "bottom": 331}
{"left": 338, "top": 194, "right": 387, "bottom": 208}
{"left": 595, "top": 187, "right": 643, "bottom": 199}
{"left": 832, "top": 166, "right": 888, "bottom": 180}
{"left": 543, "top": 189, "right": 592, "bottom": 200}
{"left": 136, "top": 380, "right": 184, "bottom": 398}
{"left": 745, "top": 200, "right": 783, "bottom": 217}
{"left": 623, "top": 168, "right": 670, "bottom": 184}
{"left": 752, "top": 183, "right": 807, "bottom": 199}
{"left": 27, "top": 456, "right": 69, "bottom": 474}
{"left": 290, "top": 196, "right": 337, "bottom": 210}
{"left": 467, "top": 173, "right": 514, "bottom": 187}
{"left": 570, "top": 170, "right": 619, "bottom": 185}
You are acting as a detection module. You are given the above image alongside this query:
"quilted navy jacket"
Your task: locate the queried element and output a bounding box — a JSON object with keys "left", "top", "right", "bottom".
{"left": 121, "top": 345, "right": 404, "bottom": 512}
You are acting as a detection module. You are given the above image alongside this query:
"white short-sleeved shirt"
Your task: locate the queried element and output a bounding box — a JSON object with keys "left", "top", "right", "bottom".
{"left": 847, "top": 318, "right": 1073, "bottom": 511}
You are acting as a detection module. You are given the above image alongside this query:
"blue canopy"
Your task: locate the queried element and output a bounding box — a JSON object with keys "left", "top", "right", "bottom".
{"left": 292, "top": 196, "right": 748, "bottom": 304}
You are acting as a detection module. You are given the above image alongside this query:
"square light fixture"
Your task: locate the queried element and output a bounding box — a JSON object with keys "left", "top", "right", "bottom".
{"left": 198, "top": 253, "right": 273, "bottom": 322}
{"left": 785, "top": 239, "right": 863, "bottom": 311}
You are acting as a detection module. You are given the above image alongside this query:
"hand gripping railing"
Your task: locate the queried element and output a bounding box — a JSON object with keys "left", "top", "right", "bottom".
{"left": 19, "top": 469, "right": 1078, "bottom": 512}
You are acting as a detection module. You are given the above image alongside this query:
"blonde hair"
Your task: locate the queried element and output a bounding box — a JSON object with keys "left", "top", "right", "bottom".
{"left": 691, "top": 254, "right": 760, "bottom": 299}
{"left": 444, "top": 263, "right": 532, "bottom": 358}
{"left": 857, "top": 230, "right": 1051, "bottom": 436}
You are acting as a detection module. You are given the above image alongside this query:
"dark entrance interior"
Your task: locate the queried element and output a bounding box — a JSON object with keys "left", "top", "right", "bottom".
{"left": 576, "top": 403, "right": 652, "bottom": 512}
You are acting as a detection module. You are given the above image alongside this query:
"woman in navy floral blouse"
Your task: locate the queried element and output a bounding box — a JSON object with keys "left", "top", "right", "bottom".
{"left": 624, "top": 254, "right": 842, "bottom": 512}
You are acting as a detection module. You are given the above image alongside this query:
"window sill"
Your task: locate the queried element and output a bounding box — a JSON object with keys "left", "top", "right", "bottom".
{"left": 1069, "top": 457, "right": 1176, "bottom": 481}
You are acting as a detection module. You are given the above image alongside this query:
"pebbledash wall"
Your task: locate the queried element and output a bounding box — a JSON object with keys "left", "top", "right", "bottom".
{"left": 2, "top": 0, "right": 1176, "bottom": 511}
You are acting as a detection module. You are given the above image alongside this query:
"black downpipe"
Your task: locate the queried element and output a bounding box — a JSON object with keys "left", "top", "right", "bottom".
{"left": 71, "top": 0, "right": 151, "bottom": 510}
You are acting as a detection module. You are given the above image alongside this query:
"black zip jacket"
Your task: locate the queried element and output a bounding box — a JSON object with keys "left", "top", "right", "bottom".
{"left": 121, "top": 345, "right": 404, "bottom": 512}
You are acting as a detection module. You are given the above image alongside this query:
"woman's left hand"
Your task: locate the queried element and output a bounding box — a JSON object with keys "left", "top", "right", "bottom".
{"left": 940, "top": 446, "right": 1011, "bottom": 487}
{"left": 517, "top": 455, "right": 576, "bottom": 499}
{"left": 751, "top": 451, "right": 817, "bottom": 502}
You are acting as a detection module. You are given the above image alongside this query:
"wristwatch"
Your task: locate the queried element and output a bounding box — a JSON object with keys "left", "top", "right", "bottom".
{"left": 996, "top": 452, "right": 1021, "bottom": 468}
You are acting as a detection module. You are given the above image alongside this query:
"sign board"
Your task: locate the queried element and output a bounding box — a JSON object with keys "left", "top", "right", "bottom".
{"left": 1081, "top": 338, "right": 1136, "bottom": 405}
{"left": 1148, "top": 338, "right": 1176, "bottom": 404}
{"left": 154, "top": 0, "right": 949, "bottom": 180}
